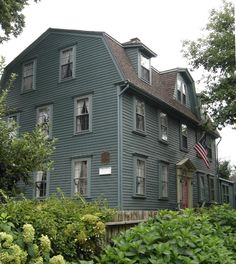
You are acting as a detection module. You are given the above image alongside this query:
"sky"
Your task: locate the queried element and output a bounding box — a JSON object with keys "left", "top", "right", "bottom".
{"left": 0, "top": 0, "right": 235, "bottom": 165}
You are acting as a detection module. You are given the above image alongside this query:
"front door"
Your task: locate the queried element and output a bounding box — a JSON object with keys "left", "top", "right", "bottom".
{"left": 176, "top": 159, "right": 196, "bottom": 209}
{"left": 181, "top": 177, "right": 189, "bottom": 208}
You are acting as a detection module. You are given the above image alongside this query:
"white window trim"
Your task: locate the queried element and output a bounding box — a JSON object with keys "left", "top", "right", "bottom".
{"left": 36, "top": 104, "right": 53, "bottom": 139}
{"left": 21, "top": 59, "right": 37, "bottom": 92}
{"left": 159, "top": 161, "right": 169, "bottom": 199}
{"left": 74, "top": 95, "right": 92, "bottom": 135}
{"left": 72, "top": 158, "right": 91, "bottom": 197}
{"left": 34, "top": 171, "right": 49, "bottom": 199}
{"left": 59, "top": 45, "right": 76, "bottom": 82}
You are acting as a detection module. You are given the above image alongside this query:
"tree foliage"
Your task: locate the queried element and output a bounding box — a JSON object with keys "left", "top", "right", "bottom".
{"left": 0, "top": 65, "right": 54, "bottom": 196}
{"left": 0, "top": 0, "right": 39, "bottom": 43}
{"left": 182, "top": 0, "right": 235, "bottom": 129}
{"left": 218, "top": 159, "right": 232, "bottom": 179}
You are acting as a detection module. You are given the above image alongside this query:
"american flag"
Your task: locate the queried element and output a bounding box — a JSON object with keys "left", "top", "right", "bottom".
{"left": 194, "top": 134, "right": 210, "bottom": 168}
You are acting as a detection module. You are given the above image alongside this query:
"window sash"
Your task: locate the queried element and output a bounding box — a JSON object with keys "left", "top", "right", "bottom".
{"left": 74, "top": 160, "right": 88, "bottom": 196}
{"left": 160, "top": 164, "right": 168, "bottom": 198}
{"left": 160, "top": 113, "right": 168, "bottom": 141}
{"left": 141, "top": 66, "right": 150, "bottom": 82}
{"left": 199, "top": 175, "right": 205, "bottom": 201}
{"left": 135, "top": 99, "right": 145, "bottom": 131}
{"left": 222, "top": 185, "right": 229, "bottom": 203}
{"left": 37, "top": 105, "right": 52, "bottom": 138}
{"left": 35, "top": 171, "right": 47, "bottom": 198}
{"left": 176, "top": 75, "right": 187, "bottom": 105}
{"left": 181, "top": 124, "right": 188, "bottom": 149}
{"left": 7, "top": 114, "right": 19, "bottom": 138}
{"left": 136, "top": 159, "right": 145, "bottom": 195}
{"left": 22, "top": 61, "right": 35, "bottom": 91}
{"left": 60, "top": 47, "right": 74, "bottom": 80}
{"left": 75, "top": 98, "right": 90, "bottom": 133}
{"left": 208, "top": 177, "right": 215, "bottom": 201}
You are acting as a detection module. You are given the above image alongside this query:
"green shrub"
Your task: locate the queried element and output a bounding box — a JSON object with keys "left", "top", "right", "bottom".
{"left": 96, "top": 206, "right": 236, "bottom": 264}
{"left": 0, "top": 215, "right": 65, "bottom": 264}
{"left": 0, "top": 192, "right": 115, "bottom": 262}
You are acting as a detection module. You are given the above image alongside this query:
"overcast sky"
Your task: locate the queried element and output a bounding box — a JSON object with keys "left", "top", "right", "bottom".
{"left": 0, "top": 0, "right": 235, "bottom": 165}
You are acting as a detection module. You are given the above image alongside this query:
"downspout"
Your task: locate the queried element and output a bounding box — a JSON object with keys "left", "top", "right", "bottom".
{"left": 117, "top": 81, "right": 130, "bottom": 210}
{"left": 216, "top": 136, "right": 222, "bottom": 203}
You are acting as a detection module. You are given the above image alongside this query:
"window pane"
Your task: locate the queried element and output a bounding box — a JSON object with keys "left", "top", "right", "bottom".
{"left": 61, "top": 48, "right": 73, "bottom": 79}
{"left": 141, "top": 55, "right": 150, "bottom": 69}
{"left": 74, "top": 160, "right": 88, "bottom": 196}
{"left": 136, "top": 100, "right": 145, "bottom": 131}
{"left": 136, "top": 114, "right": 144, "bottom": 131}
{"left": 61, "top": 63, "right": 73, "bottom": 79}
{"left": 141, "top": 67, "right": 150, "bottom": 82}
{"left": 75, "top": 98, "right": 89, "bottom": 132}
{"left": 161, "top": 164, "right": 168, "bottom": 197}
{"left": 23, "top": 62, "right": 34, "bottom": 91}
{"left": 37, "top": 106, "right": 51, "bottom": 138}
{"left": 136, "top": 159, "right": 145, "bottom": 195}
{"left": 160, "top": 113, "right": 168, "bottom": 141}
{"left": 181, "top": 124, "right": 188, "bottom": 149}
{"left": 35, "top": 171, "right": 47, "bottom": 198}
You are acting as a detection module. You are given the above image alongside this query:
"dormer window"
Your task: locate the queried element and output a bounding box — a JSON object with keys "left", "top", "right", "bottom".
{"left": 176, "top": 75, "right": 187, "bottom": 105}
{"left": 140, "top": 54, "right": 151, "bottom": 83}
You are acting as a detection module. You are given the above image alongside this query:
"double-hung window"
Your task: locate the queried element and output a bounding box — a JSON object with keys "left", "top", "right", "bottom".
{"left": 22, "top": 60, "right": 36, "bottom": 92}
{"left": 60, "top": 46, "right": 75, "bottom": 81}
{"left": 36, "top": 105, "right": 53, "bottom": 138}
{"left": 74, "top": 96, "right": 91, "bottom": 133}
{"left": 7, "top": 113, "right": 20, "bottom": 138}
{"left": 199, "top": 174, "right": 205, "bottom": 201}
{"left": 180, "top": 124, "right": 188, "bottom": 150}
{"left": 160, "top": 112, "right": 168, "bottom": 141}
{"left": 35, "top": 171, "right": 48, "bottom": 198}
{"left": 135, "top": 98, "right": 145, "bottom": 132}
{"left": 208, "top": 176, "right": 215, "bottom": 202}
{"left": 222, "top": 184, "right": 229, "bottom": 203}
{"left": 160, "top": 162, "right": 168, "bottom": 198}
{"left": 140, "top": 54, "right": 151, "bottom": 83}
{"left": 176, "top": 75, "right": 187, "bottom": 105}
{"left": 73, "top": 158, "right": 90, "bottom": 196}
{"left": 135, "top": 158, "right": 146, "bottom": 195}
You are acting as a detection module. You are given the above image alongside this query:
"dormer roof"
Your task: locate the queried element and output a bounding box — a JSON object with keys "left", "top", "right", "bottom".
{"left": 122, "top": 38, "right": 157, "bottom": 58}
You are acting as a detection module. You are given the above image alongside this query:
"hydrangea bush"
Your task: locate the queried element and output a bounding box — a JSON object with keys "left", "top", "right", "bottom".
{"left": 0, "top": 192, "right": 115, "bottom": 262}
{"left": 0, "top": 222, "right": 65, "bottom": 264}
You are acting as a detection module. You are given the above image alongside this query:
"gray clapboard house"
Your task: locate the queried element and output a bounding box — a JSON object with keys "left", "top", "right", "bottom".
{"left": 1, "top": 28, "right": 234, "bottom": 209}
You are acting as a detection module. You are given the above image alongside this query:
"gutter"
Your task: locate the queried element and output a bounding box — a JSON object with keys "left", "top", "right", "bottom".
{"left": 117, "top": 81, "right": 130, "bottom": 210}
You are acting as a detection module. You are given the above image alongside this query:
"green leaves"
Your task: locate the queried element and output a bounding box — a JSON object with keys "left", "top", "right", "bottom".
{"left": 97, "top": 206, "right": 236, "bottom": 263}
{"left": 182, "top": 1, "right": 235, "bottom": 128}
{"left": 0, "top": 89, "right": 55, "bottom": 196}
{"left": 0, "top": 193, "right": 114, "bottom": 262}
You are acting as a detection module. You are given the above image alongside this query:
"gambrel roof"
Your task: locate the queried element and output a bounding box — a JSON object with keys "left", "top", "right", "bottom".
{"left": 4, "top": 28, "right": 201, "bottom": 125}
{"left": 104, "top": 34, "right": 200, "bottom": 124}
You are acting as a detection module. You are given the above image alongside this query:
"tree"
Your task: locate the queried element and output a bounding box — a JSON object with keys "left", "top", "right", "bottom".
{"left": 182, "top": 0, "right": 235, "bottom": 129}
{"left": 0, "top": 0, "right": 39, "bottom": 43}
{"left": 218, "top": 159, "right": 232, "bottom": 179}
{"left": 0, "top": 64, "right": 55, "bottom": 196}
